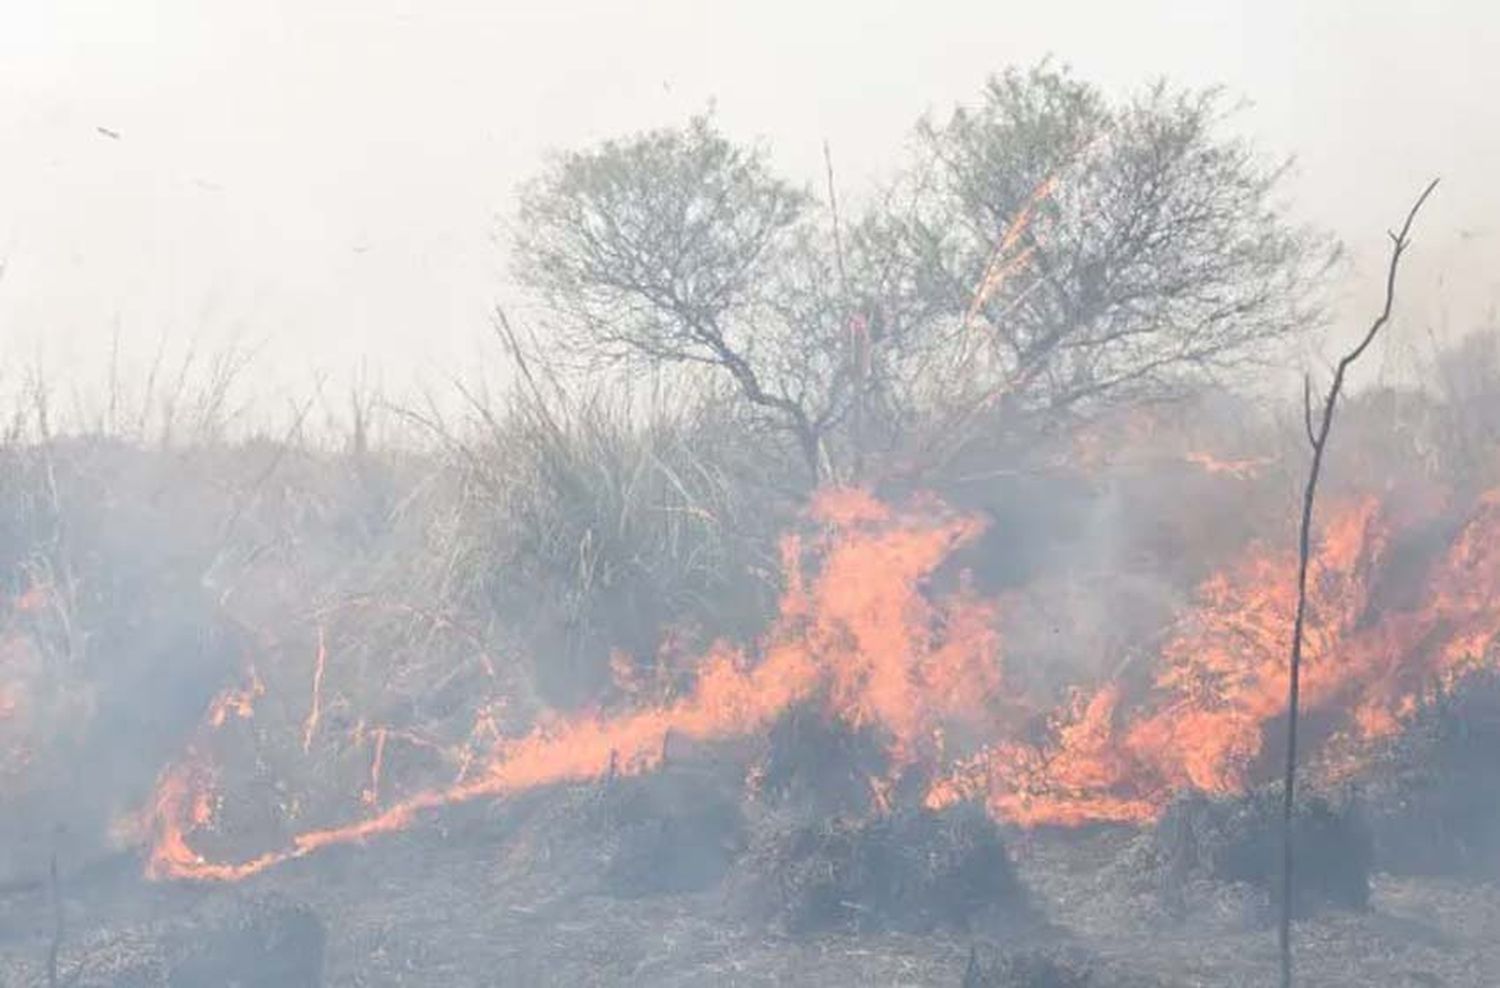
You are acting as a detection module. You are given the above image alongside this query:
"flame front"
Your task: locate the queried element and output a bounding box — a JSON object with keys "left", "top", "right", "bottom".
{"left": 926, "top": 490, "right": 1500, "bottom": 826}
{"left": 141, "top": 482, "right": 1500, "bottom": 881}
{"left": 144, "top": 488, "right": 998, "bottom": 880}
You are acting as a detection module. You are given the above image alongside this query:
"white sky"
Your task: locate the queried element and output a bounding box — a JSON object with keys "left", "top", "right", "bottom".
{"left": 0, "top": 0, "right": 1496, "bottom": 409}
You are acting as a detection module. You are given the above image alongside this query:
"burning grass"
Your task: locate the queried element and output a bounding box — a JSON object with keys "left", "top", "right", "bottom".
{"left": 12, "top": 416, "right": 1500, "bottom": 893}
{"left": 6, "top": 336, "right": 1500, "bottom": 983}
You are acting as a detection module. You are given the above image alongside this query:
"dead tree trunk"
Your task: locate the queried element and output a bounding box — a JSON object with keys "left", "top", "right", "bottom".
{"left": 1279, "top": 178, "right": 1438, "bottom": 988}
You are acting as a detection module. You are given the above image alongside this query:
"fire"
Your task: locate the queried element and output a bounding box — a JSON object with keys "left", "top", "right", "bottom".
{"left": 0, "top": 681, "right": 25, "bottom": 781}
{"left": 300, "top": 626, "right": 328, "bottom": 753}
{"left": 1183, "top": 450, "right": 1275, "bottom": 479}
{"left": 143, "top": 488, "right": 991, "bottom": 880}
{"left": 799, "top": 489, "right": 1002, "bottom": 770}
{"left": 1, "top": 621, "right": 40, "bottom": 783}
{"left": 139, "top": 480, "right": 1500, "bottom": 881}
{"left": 963, "top": 175, "right": 1056, "bottom": 332}
{"left": 206, "top": 666, "right": 263, "bottom": 728}
{"left": 11, "top": 583, "right": 49, "bottom": 614}
{"left": 362, "top": 727, "right": 387, "bottom": 807}
{"left": 926, "top": 490, "right": 1500, "bottom": 826}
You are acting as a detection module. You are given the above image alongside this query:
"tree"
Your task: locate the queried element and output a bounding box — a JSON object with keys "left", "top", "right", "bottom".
{"left": 513, "top": 116, "right": 847, "bottom": 481}
{"left": 857, "top": 64, "right": 1336, "bottom": 470}
{"left": 1277, "top": 178, "right": 1437, "bottom": 988}
{"left": 512, "top": 65, "right": 1337, "bottom": 483}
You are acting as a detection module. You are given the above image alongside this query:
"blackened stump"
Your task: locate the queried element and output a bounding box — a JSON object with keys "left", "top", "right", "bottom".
{"left": 1364, "top": 668, "right": 1500, "bottom": 877}
{"left": 734, "top": 804, "right": 1028, "bottom": 935}
{"left": 1142, "top": 788, "right": 1371, "bottom": 921}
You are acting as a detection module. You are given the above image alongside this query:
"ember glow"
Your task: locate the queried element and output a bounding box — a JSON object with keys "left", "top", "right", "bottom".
{"left": 1, "top": 616, "right": 38, "bottom": 784}
{"left": 0, "top": 681, "right": 23, "bottom": 781}
{"left": 1182, "top": 450, "right": 1276, "bottom": 479}
{"left": 928, "top": 489, "right": 1500, "bottom": 826}
{"left": 141, "top": 482, "right": 1500, "bottom": 881}
{"left": 300, "top": 626, "right": 328, "bottom": 753}
{"left": 206, "top": 666, "right": 263, "bottom": 729}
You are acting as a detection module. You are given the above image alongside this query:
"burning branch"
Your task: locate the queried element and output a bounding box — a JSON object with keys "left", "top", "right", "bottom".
{"left": 1278, "top": 177, "right": 1438, "bottom": 988}
{"left": 301, "top": 627, "right": 328, "bottom": 753}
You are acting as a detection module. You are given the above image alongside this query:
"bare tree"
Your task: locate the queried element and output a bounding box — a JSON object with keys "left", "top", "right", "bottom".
{"left": 1278, "top": 178, "right": 1438, "bottom": 988}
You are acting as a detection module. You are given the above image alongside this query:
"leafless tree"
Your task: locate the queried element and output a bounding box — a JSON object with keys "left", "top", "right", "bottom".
{"left": 1278, "top": 178, "right": 1438, "bottom": 988}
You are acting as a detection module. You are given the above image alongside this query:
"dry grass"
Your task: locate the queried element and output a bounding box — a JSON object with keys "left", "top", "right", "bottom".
{"left": 3, "top": 329, "right": 1500, "bottom": 984}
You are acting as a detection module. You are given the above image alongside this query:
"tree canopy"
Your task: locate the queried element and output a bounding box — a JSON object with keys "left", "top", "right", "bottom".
{"left": 513, "top": 64, "right": 1336, "bottom": 483}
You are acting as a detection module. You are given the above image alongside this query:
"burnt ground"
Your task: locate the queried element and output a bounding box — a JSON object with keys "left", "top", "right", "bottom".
{"left": 2, "top": 787, "right": 1499, "bottom": 988}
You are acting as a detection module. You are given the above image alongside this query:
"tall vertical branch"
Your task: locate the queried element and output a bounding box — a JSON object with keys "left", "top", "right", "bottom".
{"left": 1278, "top": 177, "right": 1438, "bottom": 988}
{"left": 823, "top": 140, "right": 861, "bottom": 481}
{"left": 46, "top": 845, "right": 61, "bottom": 988}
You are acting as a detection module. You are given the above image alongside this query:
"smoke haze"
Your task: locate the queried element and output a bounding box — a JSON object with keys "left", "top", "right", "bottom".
{"left": 1, "top": 1, "right": 1496, "bottom": 398}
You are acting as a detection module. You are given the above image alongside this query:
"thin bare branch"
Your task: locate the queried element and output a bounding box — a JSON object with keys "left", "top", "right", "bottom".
{"left": 1302, "top": 374, "right": 1316, "bottom": 449}
{"left": 1279, "top": 177, "right": 1438, "bottom": 988}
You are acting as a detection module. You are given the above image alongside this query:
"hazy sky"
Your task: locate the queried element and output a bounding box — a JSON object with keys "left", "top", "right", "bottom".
{"left": 1, "top": 0, "right": 1496, "bottom": 407}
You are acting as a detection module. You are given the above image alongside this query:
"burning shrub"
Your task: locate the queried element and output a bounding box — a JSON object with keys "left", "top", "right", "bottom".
{"left": 593, "top": 766, "right": 747, "bottom": 898}
{"left": 732, "top": 804, "right": 1028, "bottom": 935}
{"left": 1131, "top": 787, "right": 1371, "bottom": 921}
{"left": 1363, "top": 668, "right": 1500, "bottom": 877}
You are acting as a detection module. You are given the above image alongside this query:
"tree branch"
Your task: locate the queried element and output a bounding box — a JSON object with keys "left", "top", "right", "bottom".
{"left": 1278, "top": 177, "right": 1437, "bottom": 988}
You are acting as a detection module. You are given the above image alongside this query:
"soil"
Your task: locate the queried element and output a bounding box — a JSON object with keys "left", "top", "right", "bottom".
{"left": 1, "top": 790, "right": 1498, "bottom": 987}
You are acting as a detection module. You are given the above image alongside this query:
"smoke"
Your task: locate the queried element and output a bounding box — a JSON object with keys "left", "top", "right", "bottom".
{"left": 4, "top": 332, "right": 1500, "bottom": 983}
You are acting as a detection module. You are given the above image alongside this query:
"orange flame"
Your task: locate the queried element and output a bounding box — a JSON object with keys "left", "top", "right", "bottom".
{"left": 963, "top": 176, "right": 1057, "bottom": 332}
{"left": 362, "top": 727, "right": 387, "bottom": 807}
{"left": 927, "top": 491, "right": 1500, "bottom": 826}
{"left": 144, "top": 488, "right": 994, "bottom": 880}
{"left": 141, "top": 481, "right": 1500, "bottom": 880}
{"left": 206, "top": 666, "right": 263, "bottom": 729}
{"left": 1183, "top": 450, "right": 1275, "bottom": 480}
{"left": 12, "top": 584, "right": 49, "bottom": 614}
{"left": 300, "top": 627, "right": 328, "bottom": 753}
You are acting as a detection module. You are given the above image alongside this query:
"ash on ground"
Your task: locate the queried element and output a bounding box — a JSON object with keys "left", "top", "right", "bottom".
{"left": 1363, "top": 669, "right": 1500, "bottom": 878}
{"left": 594, "top": 766, "right": 747, "bottom": 898}
{"left": 961, "top": 944, "right": 1173, "bottom": 988}
{"left": 730, "top": 804, "right": 1032, "bottom": 936}
{"left": 1118, "top": 787, "right": 1372, "bottom": 926}
{"left": 4, "top": 893, "right": 325, "bottom": 988}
